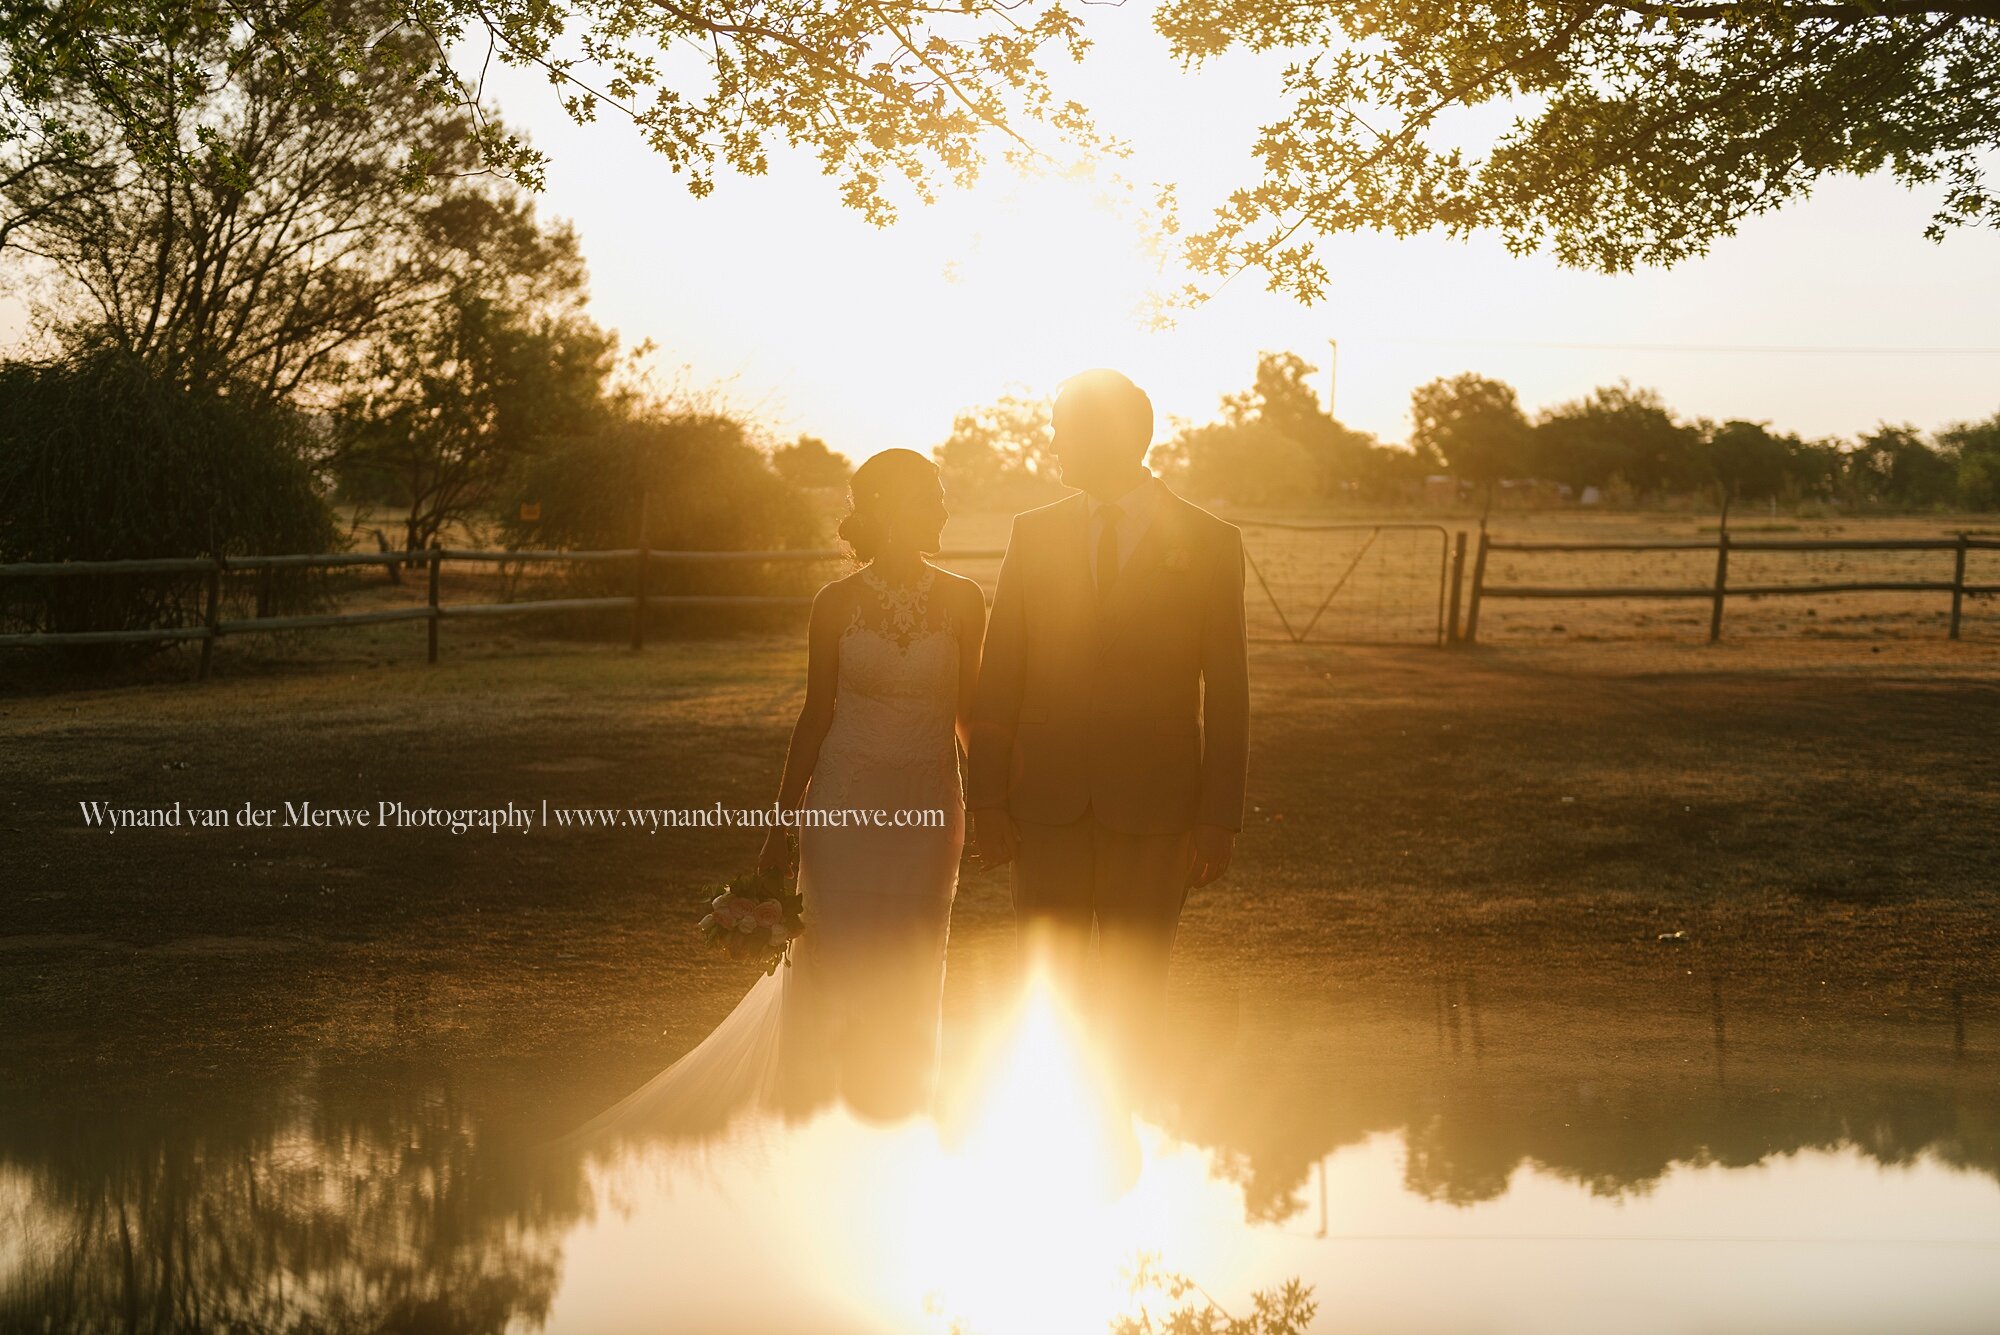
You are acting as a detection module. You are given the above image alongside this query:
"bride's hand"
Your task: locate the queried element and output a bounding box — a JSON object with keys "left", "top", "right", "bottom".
{"left": 757, "top": 827, "right": 791, "bottom": 876}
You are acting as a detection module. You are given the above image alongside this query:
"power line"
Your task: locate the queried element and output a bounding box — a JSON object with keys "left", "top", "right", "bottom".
{"left": 1352, "top": 336, "right": 2000, "bottom": 356}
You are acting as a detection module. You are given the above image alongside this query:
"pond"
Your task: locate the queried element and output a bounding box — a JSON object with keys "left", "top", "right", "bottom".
{"left": 4, "top": 976, "right": 1996, "bottom": 1333}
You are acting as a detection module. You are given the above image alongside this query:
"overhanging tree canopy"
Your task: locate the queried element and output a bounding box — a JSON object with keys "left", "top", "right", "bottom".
{"left": 5, "top": 0, "right": 1995, "bottom": 303}
{"left": 0, "top": 0, "right": 1099, "bottom": 228}
{"left": 1158, "top": 0, "right": 2000, "bottom": 296}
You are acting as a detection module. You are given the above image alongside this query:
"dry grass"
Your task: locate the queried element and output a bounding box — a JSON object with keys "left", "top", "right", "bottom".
{"left": 2, "top": 629, "right": 1996, "bottom": 1119}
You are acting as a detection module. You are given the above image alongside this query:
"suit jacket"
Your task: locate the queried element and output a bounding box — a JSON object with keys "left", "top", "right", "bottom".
{"left": 968, "top": 485, "right": 1249, "bottom": 835}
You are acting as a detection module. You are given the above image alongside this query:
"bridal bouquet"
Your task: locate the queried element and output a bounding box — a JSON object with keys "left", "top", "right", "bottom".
{"left": 699, "top": 866, "right": 806, "bottom": 975}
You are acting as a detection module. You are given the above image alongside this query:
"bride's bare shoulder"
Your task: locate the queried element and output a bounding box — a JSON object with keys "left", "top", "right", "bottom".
{"left": 810, "top": 570, "right": 866, "bottom": 616}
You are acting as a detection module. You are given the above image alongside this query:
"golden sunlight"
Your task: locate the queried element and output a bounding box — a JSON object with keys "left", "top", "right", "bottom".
{"left": 877, "top": 969, "right": 1199, "bottom": 1333}
{"left": 935, "top": 170, "right": 1168, "bottom": 378}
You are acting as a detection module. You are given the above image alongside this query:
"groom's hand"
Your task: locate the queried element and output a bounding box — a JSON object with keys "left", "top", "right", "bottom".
{"left": 1188, "top": 823, "right": 1235, "bottom": 889}
{"left": 971, "top": 806, "right": 1017, "bottom": 870}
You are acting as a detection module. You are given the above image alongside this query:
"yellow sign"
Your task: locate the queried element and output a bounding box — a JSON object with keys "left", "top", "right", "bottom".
{"left": 518, "top": 501, "right": 542, "bottom": 522}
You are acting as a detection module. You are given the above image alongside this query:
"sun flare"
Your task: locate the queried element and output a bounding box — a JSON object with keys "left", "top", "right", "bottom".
{"left": 867, "top": 969, "right": 1179, "bottom": 1332}
{"left": 936, "top": 170, "right": 1170, "bottom": 375}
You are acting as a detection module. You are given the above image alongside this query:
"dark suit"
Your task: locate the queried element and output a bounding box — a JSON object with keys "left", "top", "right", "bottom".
{"left": 968, "top": 484, "right": 1250, "bottom": 1067}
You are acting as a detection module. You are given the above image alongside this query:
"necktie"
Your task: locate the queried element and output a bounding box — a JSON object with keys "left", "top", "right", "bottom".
{"left": 1096, "top": 502, "right": 1123, "bottom": 602}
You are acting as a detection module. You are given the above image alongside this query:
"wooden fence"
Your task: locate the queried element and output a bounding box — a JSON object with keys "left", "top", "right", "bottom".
{"left": 1460, "top": 531, "right": 2000, "bottom": 644}
{"left": 0, "top": 547, "right": 1004, "bottom": 677}
{"left": 14, "top": 531, "right": 1991, "bottom": 671}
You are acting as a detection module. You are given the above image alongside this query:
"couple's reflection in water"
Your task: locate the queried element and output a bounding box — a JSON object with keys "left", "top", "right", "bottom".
{"left": 5, "top": 968, "right": 1999, "bottom": 1332}
{"left": 553, "top": 949, "right": 1155, "bottom": 1236}
{"left": 558, "top": 913, "right": 1180, "bottom": 1218}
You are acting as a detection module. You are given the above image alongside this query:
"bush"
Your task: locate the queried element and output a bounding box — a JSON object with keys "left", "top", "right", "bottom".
{"left": 1942, "top": 412, "right": 2000, "bottom": 512}
{"left": 499, "top": 410, "right": 824, "bottom": 621}
{"left": 0, "top": 351, "right": 337, "bottom": 655}
{"left": 1167, "top": 420, "right": 1318, "bottom": 508}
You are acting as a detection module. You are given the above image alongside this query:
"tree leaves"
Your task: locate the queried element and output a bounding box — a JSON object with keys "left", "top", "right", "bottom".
{"left": 2, "top": 1, "right": 1104, "bottom": 226}
{"left": 9, "top": 0, "right": 1994, "bottom": 308}
{"left": 1156, "top": 0, "right": 2000, "bottom": 297}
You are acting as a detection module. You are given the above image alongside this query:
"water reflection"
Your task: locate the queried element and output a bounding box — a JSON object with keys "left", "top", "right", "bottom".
{"left": 3, "top": 982, "right": 1997, "bottom": 1333}
{"left": 0, "top": 1068, "right": 586, "bottom": 1332}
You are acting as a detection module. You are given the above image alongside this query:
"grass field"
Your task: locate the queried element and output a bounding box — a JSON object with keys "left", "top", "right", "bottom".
{"left": 3, "top": 627, "right": 1996, "bottom": 1124}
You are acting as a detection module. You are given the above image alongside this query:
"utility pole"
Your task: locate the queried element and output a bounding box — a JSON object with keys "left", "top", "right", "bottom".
{"left": 1327, "top": 338, "right": 1339, "bottom": 421}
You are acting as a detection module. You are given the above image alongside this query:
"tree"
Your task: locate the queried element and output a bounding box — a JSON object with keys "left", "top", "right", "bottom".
{"left": 2, "top": 3, "right": 557, "bottom": 405}
{"left": 500, "top": 407, "right": 821, "bottom": 602}
{"left": 1165, "top": 418, "right": 1318, "bottom": 507}
{"left": 0, "top": 100, "right": 108, "bottom": 258}
{"left": 1697, "top": 419, "right": 1798, "bottom": 525}
{"left": 1783, "top": 438, "right": 1850, "bottom": 505}
{"left": 1, "top": 0, "right": 1099, "bottom": 229}
{"left": 932, "top": 392, "right": 1062, "bottom": 507}
{"left": 1941, "top": 412, "right": 2000, "bottom": 510}
{"left": 1156, "top": 0, "right": 2000, "bottom": 300}
{"left": 16, "top": 1, "right": 1993, "bottom": 310}
{"left": 1219, "top": 350, "right": 1400, "bottom": 498}
{"left": 1222, "top": 352, "right": 1328, "bottom": 445}
{"left": 772, "top": 435, "right": 852, "bottom": 491}
{"left": 335, "top": 288, "right": 616, "bottom": 552}
{"left": 1532, "top": 382, "right": 1699, "bottom": 502}
{"left": 1409, "top": 373, "right": 1533, "bottom": 518}
{"left": 1848, "top": 424, "right": 1958, "bottom": 508}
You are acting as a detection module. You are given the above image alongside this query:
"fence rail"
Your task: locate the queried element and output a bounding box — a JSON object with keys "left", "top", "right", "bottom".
{"left": 1462, "top": 531, "right": 2000, "bottom": 644}
{"left": 0, "top": 546, "right": 1006, "bottom": 674}
{"left": 21, "top": 528, "right": 1983, "bottom": 668}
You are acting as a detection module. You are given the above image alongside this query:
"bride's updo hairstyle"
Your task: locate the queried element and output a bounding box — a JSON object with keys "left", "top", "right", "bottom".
{"left": 838, "top": 448, "right": 941, "bottom": 561}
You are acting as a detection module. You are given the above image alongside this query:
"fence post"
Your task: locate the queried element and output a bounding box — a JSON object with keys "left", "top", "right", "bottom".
{"left": 630, "top": 488, "right": 650, "bottom": 651}
{"left": 1951, "top": 532, "right": 1968, "bottom": 640}
{"left": 427, "top": 545, "right": 442, "bottom": 664}
{"left": 197, "top": 556, "right": 223, "bottom": 681}
{"left": 630, "top": 544, "right": 649, "bottom": 651}
{"left": 1446, "top": 530, "right": 1467, "bottom": 647}
{"left": 1463, "top": 530, "right": 1489, "bottom": 645}
{"left": 1708, "top": 531, "right": 1730, "bottom": 644}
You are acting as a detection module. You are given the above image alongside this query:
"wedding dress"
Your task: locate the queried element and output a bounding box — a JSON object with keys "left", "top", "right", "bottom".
{"left": 568, "top": 565, "right": 965, "bottom": 1145}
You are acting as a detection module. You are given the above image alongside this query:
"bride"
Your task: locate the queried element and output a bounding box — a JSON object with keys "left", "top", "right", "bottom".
{"left": 568, "top": 448, "right": 987, "bottom": 1144}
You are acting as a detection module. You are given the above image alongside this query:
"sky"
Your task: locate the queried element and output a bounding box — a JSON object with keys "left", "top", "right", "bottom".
{"left": 5, "top": 6, "right": 1998, "bottom": 462}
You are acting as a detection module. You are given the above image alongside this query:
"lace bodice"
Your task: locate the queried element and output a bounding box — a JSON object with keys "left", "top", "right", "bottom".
{"left": 847, "top": 566, "right": 952, "bottom": 649}
{"left": 807, "top": 565, "right": 961, "bottom": 812}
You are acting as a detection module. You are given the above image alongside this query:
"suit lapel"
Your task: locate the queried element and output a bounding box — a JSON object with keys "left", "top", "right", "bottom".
{"left": 1057, "top": 490, "right": 1089, "bottom": 576}
{"left": 1103, "top": 488, "right": 1183, "bottom": 614}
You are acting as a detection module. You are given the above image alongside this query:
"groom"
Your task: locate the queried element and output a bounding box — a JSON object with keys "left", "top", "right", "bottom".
{"left": 968, "top": 367, "right": 1250, "bottom": 1081}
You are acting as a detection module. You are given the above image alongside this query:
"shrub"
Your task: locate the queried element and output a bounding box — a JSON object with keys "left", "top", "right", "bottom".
{"left": 0, "top": 351, "right": 337, "bottom": 656}
{"left": 499, "top": 410, "right": 824, "bottom": 623}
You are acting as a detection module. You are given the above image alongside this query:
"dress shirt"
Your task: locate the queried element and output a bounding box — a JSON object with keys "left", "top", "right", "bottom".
{"left": 1086, "top": 472, "right": 1163, "bottom": 588}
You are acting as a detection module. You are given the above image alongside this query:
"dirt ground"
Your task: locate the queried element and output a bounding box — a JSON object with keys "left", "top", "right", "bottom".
{"left": 2, "top": 625, "right": 1997, "bottom": 1129}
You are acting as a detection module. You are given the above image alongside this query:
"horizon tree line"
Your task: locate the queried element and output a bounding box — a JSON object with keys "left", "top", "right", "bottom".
{"left": 930, "top": 353, "right": 2000, "bottom": 521}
